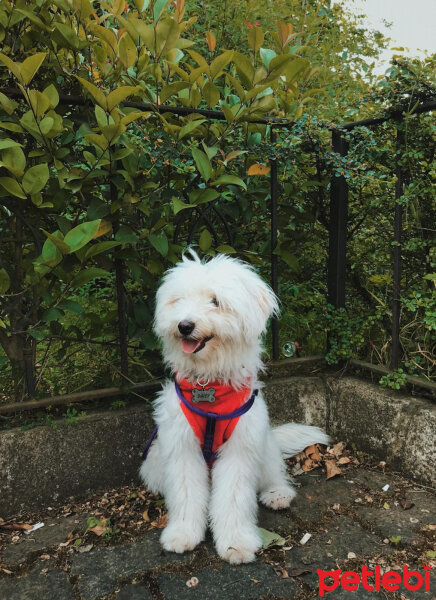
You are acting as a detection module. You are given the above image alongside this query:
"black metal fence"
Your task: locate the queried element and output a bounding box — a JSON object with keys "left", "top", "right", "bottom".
{"left": 1, "top": 93, "right": 435, "bottom": 413}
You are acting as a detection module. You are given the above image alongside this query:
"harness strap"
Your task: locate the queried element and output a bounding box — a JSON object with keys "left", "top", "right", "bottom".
{"left": 142, "top": 424, "right": 158, "bottom": 460}
{"left": 141, "top": 382, "right": 258, "bottom": 463}
{"left": 175, "top": 381, "right": 257, "bottom": 462}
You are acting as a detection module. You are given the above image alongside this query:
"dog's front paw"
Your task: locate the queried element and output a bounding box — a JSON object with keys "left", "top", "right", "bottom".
{"left": 260, "top": 485, "right": 296, "bottom": 510}
{"left": 216, "top": 531, "right": 261, "bottom": 564}
{"left": 160, "top": 523, "right": 203, "bottom": 554}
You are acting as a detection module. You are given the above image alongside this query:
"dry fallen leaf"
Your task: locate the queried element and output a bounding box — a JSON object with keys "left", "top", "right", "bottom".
{"left": 151, "top": 514, "right": 168, "bottom": 529}
{"left": 325, "top": 460, "right": 342, "bottom": 480}
{"left": 347, "top": 552, "right": 357, "bottom": 559}
{"left": 142, "top": 509, "right": 150, "bottom": 522}
{"left": 305, "top": 444, "right": 322, "bottom": 462}
{"left": 400, "top": 500, "right": 414, "bottom": 510}
{"left": 302, "top": 458, "right": 317, "bottom": 472}
{"left": 77, "top": 544, "right": 93, "bottom": 553}
{"left": 287, "top": 568, "right": 309, "bottom": 577}
{"left": 338, "top": 457, "right": 351, "bottom": 465}
{"left": 329, "top": 442, "right": 346, "bottom": 457}
{"left": 0, "top": 523, "right": 32, "bottom": 531}
{"left": 88, "top": 525, "right": 105, "bottom": 536}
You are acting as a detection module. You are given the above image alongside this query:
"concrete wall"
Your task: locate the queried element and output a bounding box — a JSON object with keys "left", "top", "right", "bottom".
{"left": 0, "top": 376, "right": 434, "bottom": 518}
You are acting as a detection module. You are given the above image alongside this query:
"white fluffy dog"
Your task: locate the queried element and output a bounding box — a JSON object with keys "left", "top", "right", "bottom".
{"left": 140, "top": 251, "right": 328, "bottom": 564}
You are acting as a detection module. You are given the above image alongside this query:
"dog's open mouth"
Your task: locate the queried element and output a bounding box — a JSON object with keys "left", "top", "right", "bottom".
{"left": 181, "top": 336, "right": 213, "bottom": 354}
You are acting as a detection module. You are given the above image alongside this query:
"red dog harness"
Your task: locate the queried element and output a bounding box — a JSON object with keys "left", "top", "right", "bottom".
{"left": 142, "top": 379, "right": 257, "bottom": 463}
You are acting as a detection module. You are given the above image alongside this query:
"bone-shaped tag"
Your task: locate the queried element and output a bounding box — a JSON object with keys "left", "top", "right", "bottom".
{"left": 192, "top": 387, "right": 216, "bottom": 403}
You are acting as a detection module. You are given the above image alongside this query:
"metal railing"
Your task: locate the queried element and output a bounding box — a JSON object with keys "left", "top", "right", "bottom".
{"left": 0, "top": 92, "right": 435, "bottom": 412}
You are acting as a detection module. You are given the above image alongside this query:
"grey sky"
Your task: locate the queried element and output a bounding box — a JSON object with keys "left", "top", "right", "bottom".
{"left": 343, "top": 0, "right": 436, "bottom": 73}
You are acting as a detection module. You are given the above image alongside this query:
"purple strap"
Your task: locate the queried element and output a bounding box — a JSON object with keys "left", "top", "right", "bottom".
{"left": 142, "top": 424, "right": 158, "bottom": 460}
{"left": 175, "top": 381, "right": 257, "bottom": 420}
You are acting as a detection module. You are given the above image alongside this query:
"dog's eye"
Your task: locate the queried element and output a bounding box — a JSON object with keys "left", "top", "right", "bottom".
{"left": 211, "top": 297, "right": 219, "bottom": 307}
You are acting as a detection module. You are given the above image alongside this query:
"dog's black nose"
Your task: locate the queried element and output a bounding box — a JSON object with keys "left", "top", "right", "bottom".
{"left": 178, "top": 320, "right": 195, "bottom": 336}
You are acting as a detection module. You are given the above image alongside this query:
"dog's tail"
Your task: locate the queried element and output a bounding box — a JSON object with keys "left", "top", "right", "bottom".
{"left": 272, "top": 423, "right": 329, "bottom": 458}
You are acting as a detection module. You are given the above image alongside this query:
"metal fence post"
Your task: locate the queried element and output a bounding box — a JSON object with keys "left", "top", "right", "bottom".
{"left": 327, "top": 130, "right": 349, "bottom": 345}
{"left": 391, "top": 125, "right": 405, "bottom": 370}
{"left": 270, "top": 127, "right": 279, "bottom": 361}
{"left": 111, "top": 179, "right": 129, "bottom": 380}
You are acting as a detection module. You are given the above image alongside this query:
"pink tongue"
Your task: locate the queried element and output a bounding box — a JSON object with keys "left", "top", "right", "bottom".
{"left": 181, "top": 339, "right": 203, "bottom": 354}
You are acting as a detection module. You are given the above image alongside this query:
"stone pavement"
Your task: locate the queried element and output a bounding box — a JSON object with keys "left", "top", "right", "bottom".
{"left": 0, "top": 465, "right": 435, "bottom": 600}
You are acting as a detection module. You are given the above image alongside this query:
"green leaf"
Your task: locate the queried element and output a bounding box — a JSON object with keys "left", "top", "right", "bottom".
{"left": 275, "top": 248, "right": 300, "bottom": 272}
{"left": 15, "top": 8, "right": 51, "bottom": 31}
{"left": 40, "top": 116, "right": 54, "bottom": 135}
{"left": 203, "top": 80, "right": 220, "bottom": 108}
{"left": 118, "top": 33, "right": 137, "bottom": 69}
{"left": 258, "top": 528, "right": 286, "bottom": 548}
{"left": 41, "top": 229, "right": 70, "bottom": 254}
{"left": 259, "top": 48, "right": 276, "bottom": 69}
{"left": 389, "top": 536, "right": 401, "bottom": 546}
{"left": 199, "top": 229, "right": 212, "bottom": 252}
{"left": 71, "top": 268, "right": 111, "bottom": 288}
{"left": 149, "top": 231, "right": 168, "bottom": 256}
{"left": 22, "top": 164, "right": 49, "bottom": 194}
{"left": 153, "top": 0, "right": 172, "bottom": 22}
{"left": 172, "top": 198, "right": 193, "bottom": 214}
{"left": 85, "top": 241, "right": 121, "bottom": 259}
{"left": 0, "top": 139, "right": 22, "bottom": 150}
{"left": 216, "top": 245, "right": 236, "bottom": 254}
{"left": 283, "top": 57, "right": 309, "bottom": 83}
{"left": 0, "top": 53, "right": 22, "bottom": 82}
{"left": 35, "top": 238, "right": 62, "bottom": 270}
{"left": 160, "top": 81, "right": 190, "bottom": 103}
{"left": 191, "top": 188, "right": 220, "bottom": 205}
{"left": 64, "top": 220, "right": 102, "bottom": 253}
{"left": 106, "top": 86, "right": 138, "bottom": 113}
{"left": 57, "top": 300, "right": 84, "bottom": 314}
{"left": 42, "top": 308, "right": 63, "bottom": 323}
{"left": 115, "top": 225, "right": 138, "bottom": 244}
{"left": 233, "top": 52, "right": 254, "bottom": 88}
{"left": 54, "top": 22, "right": 86, "bottom": 51}
{"left": 20, "top": 53, "right": 47, "bottom": 86}
{"left": 192, "top": 148, "right": 212, "bottom": 182}
{"left": 43, "top": 84, "right": 59, "bottom": 109}
{"left": 0, "top": 268, "right": 11, "bottom": 293}
{"left": 0, "top": 176, "right": 26, "bottom": 198}
{"left": 76, "top": 76, "right": 107, "bottom": 109}
{"left": 27, "top": 90, "right": 50, "bottom": 118}
{"left": 178, "top": 119, "right": 206, "bottom": 139}
{"left": 210, "top": 175, "right": 247, "bottom": 190}
{"left": 248, "top": 27, "right": 264, "bottom": 51}
{"left": 210, "top": 50, "right": 234, "bottom": 80}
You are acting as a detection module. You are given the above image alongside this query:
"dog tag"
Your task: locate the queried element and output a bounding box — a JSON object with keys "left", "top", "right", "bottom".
{"left": 192, "top": 387, "right": 216, "bottom": 403}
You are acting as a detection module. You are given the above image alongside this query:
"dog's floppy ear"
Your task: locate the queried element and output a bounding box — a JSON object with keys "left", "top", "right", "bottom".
{"left": 237, "top": 264, "right": 279, "bottom": 338}
{"left": 256, "top": 280, "right": 279, "bottom": 321}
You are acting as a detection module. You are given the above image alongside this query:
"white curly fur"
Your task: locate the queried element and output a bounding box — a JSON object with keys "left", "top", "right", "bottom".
{"left": 139, "top": 250, "right": 329, "bottom": 564}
